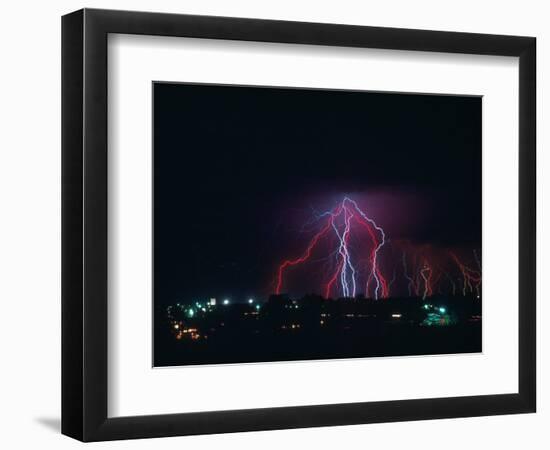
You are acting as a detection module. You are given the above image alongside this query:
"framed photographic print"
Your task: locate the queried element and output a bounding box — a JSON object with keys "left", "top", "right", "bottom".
{"left": 62, "top": 8, "right": 536, "bottom": 441}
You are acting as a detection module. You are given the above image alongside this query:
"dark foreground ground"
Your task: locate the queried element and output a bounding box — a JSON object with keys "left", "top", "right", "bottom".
{"left": 155, "top": 322, "right": 481, "bottom": 367}
{"left": 154, "top": 296, "right": 481, "bottom": 367}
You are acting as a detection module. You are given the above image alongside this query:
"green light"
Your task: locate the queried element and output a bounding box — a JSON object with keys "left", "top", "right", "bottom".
{"left": 187, "top": 308, "right": 194, "bottom": 318}
{"left": 423, "top": 304, "right": 429, "bottom": 310}
{"left": 439, "top": 307, "right": 446, "bottom": 314}
{"left": 256, "top": 304, "right": 260, "bottom": 310}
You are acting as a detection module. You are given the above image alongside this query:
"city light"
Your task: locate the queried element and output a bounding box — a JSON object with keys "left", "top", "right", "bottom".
{"left": 168, "top": 293, "right": 473, "bottom": 351}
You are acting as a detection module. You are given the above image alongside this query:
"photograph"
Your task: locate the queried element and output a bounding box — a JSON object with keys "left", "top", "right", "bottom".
{"left": 0, "top": 0, "right": 542, "bottom": 446}
{"left": 153, "top": 82, "right": 482, "bottom": 367}
{"left": 0, "top": 2, "right": 538, "bottom": 446}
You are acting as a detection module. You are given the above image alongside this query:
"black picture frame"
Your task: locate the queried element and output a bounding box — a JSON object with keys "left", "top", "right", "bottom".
{"left": 62, "top": 8, "right": 536, "bottom": 442}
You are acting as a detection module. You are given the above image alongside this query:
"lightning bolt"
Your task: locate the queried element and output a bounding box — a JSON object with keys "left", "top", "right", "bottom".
{"left": 275, "top": 210, "right": 337, "bottom": 295}
{"left": 450, "top": 251, "right": 481, "bottom": 297}
{"left": 344, "top": 197, "right": 388, "bottom": 299}
{"left": 420, "top": 261, "right": 433, "bottom": 300}
{"left": 402, "top": 252, "right": 414, "bottom": 296}
{"left": 331, "top": 206, "right": 356, "bottom": 297}
{"left": 275, "top": 197, "right": 388, "bottom": 299}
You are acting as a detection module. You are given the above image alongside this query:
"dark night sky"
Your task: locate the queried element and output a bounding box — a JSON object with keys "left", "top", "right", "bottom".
{"left": 154, "top": 83, "right": 481, "bottom": 306}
